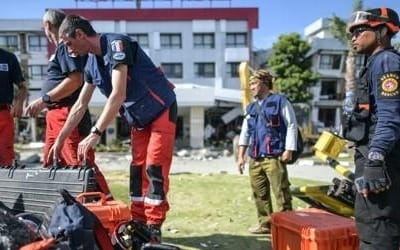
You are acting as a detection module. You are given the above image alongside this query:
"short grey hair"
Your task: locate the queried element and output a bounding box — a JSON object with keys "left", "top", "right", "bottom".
{"left": 43, "top": 9, "right": 66, "bottom": 28}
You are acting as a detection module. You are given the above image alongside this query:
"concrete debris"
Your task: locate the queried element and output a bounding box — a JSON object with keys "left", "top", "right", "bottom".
{"left": 222, "top": 149, "right": 231, "bottom": 157}
{"left": 167, "top": 228, "right": 180, "bottom": 234}
{"left": 175, "top": 147, "right": 231, "bottom": 161}
{"left": 176, "top": 149, "right": 190, "bottom": 157}
{"left": 200, "top": 243, "right": 208, "bottom": 247}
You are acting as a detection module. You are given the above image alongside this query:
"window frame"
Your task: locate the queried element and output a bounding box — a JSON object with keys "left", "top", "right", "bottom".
{"left": 160, "top": 33, "right": 182, "bottom": 49}
{"left": 318, "top": 108, "right": 336, "bottom": 128}
{"left": 226, "top": 62, "right": 240, "bottom": 78}
{"left": 319, "top": 54, "right": 342, "bottom": 70}
{"left": 161, "top": 62, "right": 183, "bottom": 78}
{"left": 193, "top": 33, "right": 215, "bottom": 49}
{"left": 226, "top": 32, "right": 247, "bottom": 48}
{"left": 28, "top": 64, "right": 47, "bottom": 80}
{"left": 0, "top": 35, "right": 18, "bottom": 50}
{"left": 194, "top": 62, "right": 215, "bottom": 78}
{"left": 320, "top": 80, "right": 337, "bottom": 100}
{"left": 355, "top": 55, "right": 365, "bottom": 70}
{"left": 128, "top": 33, "right": 149, "bottom": 48}
{"left": 28, "top": 35, "right": 47, "bottom": 52}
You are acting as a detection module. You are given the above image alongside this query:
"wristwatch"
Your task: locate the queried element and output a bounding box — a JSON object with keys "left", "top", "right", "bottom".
{"left": 368, "top": 151, "right": 385, "bottom": 161}
{"left": 90, "top": 126, "right": 103, "bottom": 136}
{"left": 42, "top": 94, "right": 51, "bottom": 104}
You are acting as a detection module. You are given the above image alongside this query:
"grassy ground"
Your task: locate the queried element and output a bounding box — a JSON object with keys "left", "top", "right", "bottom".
{"left": 107, "top": 171, "right": 326, "bottom": 250}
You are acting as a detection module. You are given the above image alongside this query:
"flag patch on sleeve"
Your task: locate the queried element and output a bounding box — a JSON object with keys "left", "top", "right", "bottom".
{"left": 111, "top": 40, "right": 126, "bottom": 60}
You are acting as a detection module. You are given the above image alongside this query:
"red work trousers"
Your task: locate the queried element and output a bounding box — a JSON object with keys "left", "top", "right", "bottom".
{"left": 43, "top": 107, "right": 111, "bottom": 197}
{"left": 130, "top": 106, "right": 176, "bottom": 225}
{"left": 0, "top": 110, "right": 14, "bottom": 165}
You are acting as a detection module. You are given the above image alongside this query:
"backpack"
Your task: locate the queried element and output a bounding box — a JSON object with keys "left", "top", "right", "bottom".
{"left": 49, "top": 189, "right": 114, "bottom": 250}
{"left": 286, "top": 129, "right": 304, "bottom": 164}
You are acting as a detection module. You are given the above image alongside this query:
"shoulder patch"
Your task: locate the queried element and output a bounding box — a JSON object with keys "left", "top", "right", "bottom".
{"left": 111, "top": 40, "right": 126, "bottom": 61}
{"left": 113, "top": 52, "right": 126, "bottom": 60}
{"left": 111, "top": 40, "right": 124, "bottom": 52}
{"left": 0, "top": 63, "right": 9, "bottom": 71}
{"left": 378, "top": 72, "right": 400, "bottom": 99}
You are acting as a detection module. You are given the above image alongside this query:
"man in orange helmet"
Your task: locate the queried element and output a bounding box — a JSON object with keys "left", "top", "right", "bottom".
{"left": 344, "top": 7, "right": 400, "bottom": 249}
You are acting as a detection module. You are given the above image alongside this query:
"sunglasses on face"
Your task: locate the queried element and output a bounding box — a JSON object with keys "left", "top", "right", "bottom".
{"left": 348, "top": 26, "right": 374, "bottom": 39}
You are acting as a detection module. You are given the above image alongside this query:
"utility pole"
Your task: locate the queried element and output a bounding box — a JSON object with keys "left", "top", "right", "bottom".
{"left": 136, "top": 0, "right": 141, "bottom": 9}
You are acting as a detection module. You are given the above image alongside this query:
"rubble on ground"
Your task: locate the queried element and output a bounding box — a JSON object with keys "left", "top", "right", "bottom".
{"left": 175, "top": 147, "right": 232, "bottom": 161}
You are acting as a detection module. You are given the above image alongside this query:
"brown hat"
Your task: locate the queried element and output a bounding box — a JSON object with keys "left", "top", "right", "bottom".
{"left": 249, "top": 69, "right": 273, "bottom": 88}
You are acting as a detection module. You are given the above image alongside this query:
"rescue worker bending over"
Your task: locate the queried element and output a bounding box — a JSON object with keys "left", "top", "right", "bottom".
{"left": 49, "top": 15, "right": 177, "bottom": 243}
{"left": 237, "top": 69, "right": 297, "bottom": 234}
{"left": 0, "top": 48, "right": 27, "bottom": 166}
{"left": 26, "top": 9, "right": 111, "bottom": 197}
{"left": 345, "top": 7, "right": 400, "bottom": 250}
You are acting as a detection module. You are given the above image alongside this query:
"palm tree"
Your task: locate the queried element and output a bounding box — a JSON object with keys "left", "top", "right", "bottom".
{"left": 330, "top": 0, "right": 363, "bottom": 95}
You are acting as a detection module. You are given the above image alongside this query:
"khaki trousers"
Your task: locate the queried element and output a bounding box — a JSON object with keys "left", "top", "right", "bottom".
{"left": 249, "top": 157, "right": 292, "bottom": 227}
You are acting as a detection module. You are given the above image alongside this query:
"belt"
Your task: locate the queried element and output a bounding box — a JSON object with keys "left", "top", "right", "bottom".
{"left": 47, "top": 103, "right": 72, "bottom": 110}
{"left": 0, "top": 103, "right": 10, "bottom": 110}
{"left": 253, "top": 156, "right": 278, "bottom": 162}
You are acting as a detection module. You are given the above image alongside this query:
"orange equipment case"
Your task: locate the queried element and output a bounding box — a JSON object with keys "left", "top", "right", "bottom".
{"left": 271, "top": 208, "right": 359, "bottom": 250}
{"left": 77, "top": 192, "right": 132, "bottom": 234}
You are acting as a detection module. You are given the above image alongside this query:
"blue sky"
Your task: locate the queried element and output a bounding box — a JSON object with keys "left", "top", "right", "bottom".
{"left": 1, "top": 0, "right": 400, "bottom": 49}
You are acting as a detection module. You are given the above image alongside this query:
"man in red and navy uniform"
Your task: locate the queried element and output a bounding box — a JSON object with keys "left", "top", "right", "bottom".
{"left": 51, "top": 15, "right": 177, "bottom": 242}
{"left": 26, "top": 9, "right": 111, "bottom": 197}
{"left": 0, "top": 48, "right": 27, "bottom": 166}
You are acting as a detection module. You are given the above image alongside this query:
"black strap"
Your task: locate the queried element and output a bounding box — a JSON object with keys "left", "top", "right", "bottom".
{"left": 59, "top": 189, "right": 76, "bottom": 206}
{"left": 130, "top": 41, "right": 139, "bottom": 63}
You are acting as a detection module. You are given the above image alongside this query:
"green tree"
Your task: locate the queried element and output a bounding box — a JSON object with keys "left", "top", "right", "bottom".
{"left": 330, "top": 0, "right": 363, "bottom": 92}
{"left": 267, "top": 33, "right": 319, "bottom": 103}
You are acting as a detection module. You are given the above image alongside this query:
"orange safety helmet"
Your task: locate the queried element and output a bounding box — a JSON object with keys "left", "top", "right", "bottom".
{"left": 347, "top": 7, "right": 400, "bottom": 34}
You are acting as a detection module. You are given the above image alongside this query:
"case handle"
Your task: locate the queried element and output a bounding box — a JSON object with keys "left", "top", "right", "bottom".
{"left": 76, "top": 192, "right": 107, "bottom": 205}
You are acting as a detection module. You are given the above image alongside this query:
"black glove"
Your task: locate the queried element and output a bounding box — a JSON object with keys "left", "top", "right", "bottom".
{"left": 355, "top": 160, "right": 391, "bottom": 195}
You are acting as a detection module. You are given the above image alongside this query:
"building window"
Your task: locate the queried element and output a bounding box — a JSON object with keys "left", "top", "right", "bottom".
{"left": 28, "top": 65, "right": 47, "bottom": 80}
{"left": 320, "top": 80, "right": 337, "bottom": 100}
{"left": 128, "top": 33, "right": 149, "bottom": 48}
{"left": 0, "top": 35, "right": 18, "bottom": 50}
{"left": 319, "top": 54, "right": 342, "bottom": 70}
{"left": 226, "top": 62, "right": 240, "bottom": 77}
{"left": 355, "top": 55, "right": 365, "bottom": 70}
{"left": 195, "top": 63, "right": 215, "bottom": 78}
{"left": 160, "top": 33, "right": 181, "bottom": 49}
{"left": 28, "top": 35, "right": 47, "bottom": 52}
{"left": 226, "top": 33, "right": 247, "bottom": 47}
{"left": 161, "top": 63, "right": 183, "bottom": 78}
{"left": 193, "top": 33, "right": 214, "bottom": 49}
{"left": 318, "top": 108, "right": 336, "bottom": 128}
